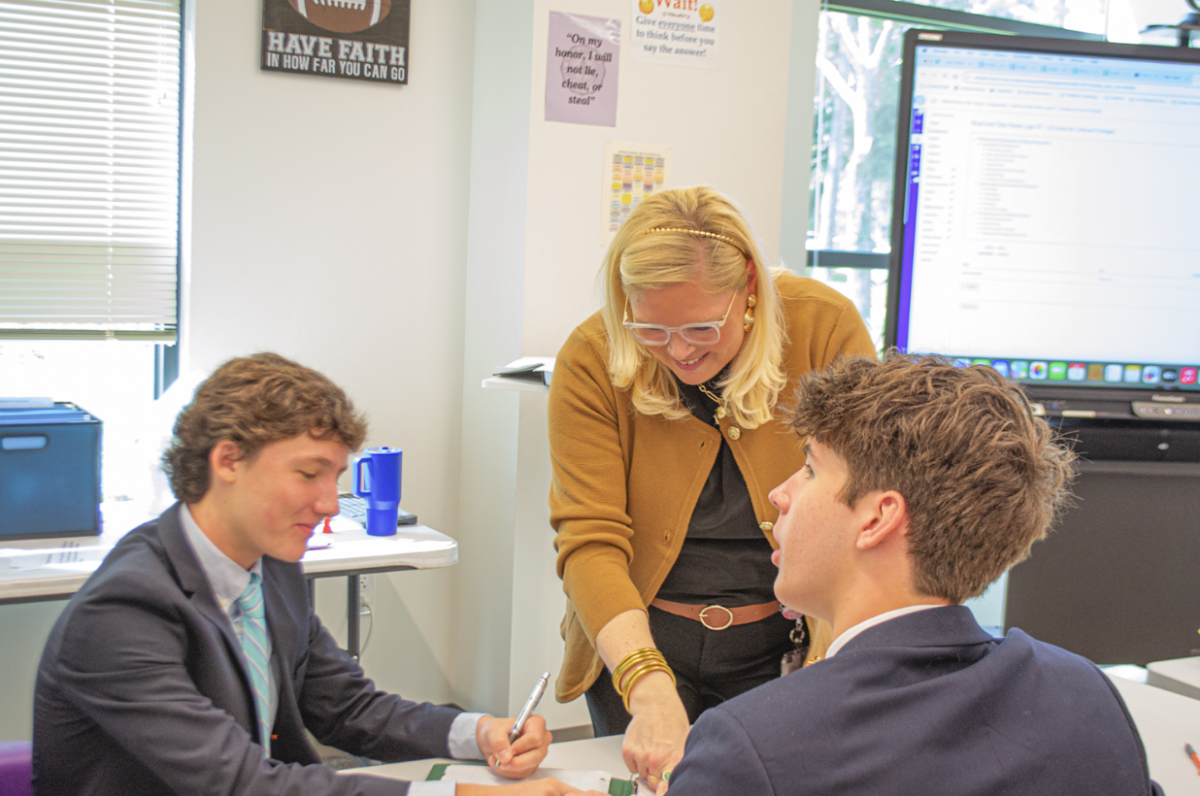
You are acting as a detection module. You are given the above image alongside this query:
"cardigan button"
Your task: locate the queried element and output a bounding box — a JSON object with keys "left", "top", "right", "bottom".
{"left": 759, "top": 521, "right": 773, "bottom": 532}
{"left": 727, "top": 426, "right": 741, "bottom": 440}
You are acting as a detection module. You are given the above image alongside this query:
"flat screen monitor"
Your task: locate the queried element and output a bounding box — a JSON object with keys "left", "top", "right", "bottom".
{"left": 886, "top": 30, "right": 1200, "bottom": 405}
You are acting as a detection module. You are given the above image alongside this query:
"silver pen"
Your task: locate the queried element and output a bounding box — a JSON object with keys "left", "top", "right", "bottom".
{"left": 508, "top": 671, "right": 550, "bottom": 744}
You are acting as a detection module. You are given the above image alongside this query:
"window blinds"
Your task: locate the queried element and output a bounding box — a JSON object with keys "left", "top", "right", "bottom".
{"left": 0, "top": 0, "right": 181, "bottom": 341}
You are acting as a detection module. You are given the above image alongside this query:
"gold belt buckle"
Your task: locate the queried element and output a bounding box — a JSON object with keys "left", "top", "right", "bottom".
{"left": 698, "top": 604, "right": 734, "bottom": 631}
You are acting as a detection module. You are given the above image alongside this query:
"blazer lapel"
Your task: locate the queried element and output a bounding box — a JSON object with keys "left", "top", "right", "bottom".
{"left": 261, "top": 561, "right": 296, "bottom": 676}
{"left": 260, "top": 557, "right": 313, "bottom": 758}
{"left": 156, "top": 503, "right": 250, "bottom": 674}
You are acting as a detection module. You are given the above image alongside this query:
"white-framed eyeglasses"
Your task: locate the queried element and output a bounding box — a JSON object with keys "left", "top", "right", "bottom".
{"left": 622, "top": 293, "right": 737, "bottom": 347}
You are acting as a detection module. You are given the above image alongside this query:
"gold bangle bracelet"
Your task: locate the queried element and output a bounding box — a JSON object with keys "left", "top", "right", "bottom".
{"left": 612, "top": 648, "right": 665, "bottom": 691}
{"left": 621, "top": 662, "right": 675, "bottom": 697}
{"left": 613, "top": 654, "right": 667, "bottom": 697}
{"left": 616, "top": 656, "right": 671, "bottom": 694}
{"left": 613, "top": 647, "right": 662, "bottom": 672}
{"left": 620, "top": 662, "right": 677, "bottom": 713}
{"left": 619, "top": 657, "right": 676, "bottom": 696}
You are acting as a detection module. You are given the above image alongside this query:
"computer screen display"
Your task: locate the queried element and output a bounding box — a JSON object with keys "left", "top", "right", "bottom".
{"left": 887, "top": 30, "right": 1200, "bottom": 393}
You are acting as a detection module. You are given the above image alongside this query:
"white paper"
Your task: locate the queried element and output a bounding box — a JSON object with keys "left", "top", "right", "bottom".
{"left": 600, "top": 142, "right": 672, "bottom": 245}
{"left": 0, "top": 544, "right": 108, "bottom": 571}
{"left": 500, "top": 357, "right": 556, "bottom": 373}
{"left": 0, "top": 397, "right": 54, "bottom": 409}
{"left": 630, "top": 0, "right": 719, "bottom": 68}
{"left": 440, "top": 765, "right": 611, "bottom": 791}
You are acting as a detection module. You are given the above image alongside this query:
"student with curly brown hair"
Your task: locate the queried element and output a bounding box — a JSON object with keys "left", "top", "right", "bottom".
{"left": 34, "top": 353, "right": 599, "bottom": 796}
{"left": 664, "top": 354, "right": 1162, "bottom": 796}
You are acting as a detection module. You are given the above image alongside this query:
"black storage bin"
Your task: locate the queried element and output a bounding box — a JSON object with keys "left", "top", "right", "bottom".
{"left": 0, "top": 403, "right": 101, "bottom": 539}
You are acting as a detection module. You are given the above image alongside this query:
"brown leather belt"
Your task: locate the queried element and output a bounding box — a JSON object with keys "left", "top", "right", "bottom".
{"left": 650, "top": 598, "right": 781, "bottom": 631}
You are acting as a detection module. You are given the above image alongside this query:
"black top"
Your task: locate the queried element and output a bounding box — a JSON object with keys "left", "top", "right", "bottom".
{"left": 656, "top": 372, "right": 778, "bottom": 608}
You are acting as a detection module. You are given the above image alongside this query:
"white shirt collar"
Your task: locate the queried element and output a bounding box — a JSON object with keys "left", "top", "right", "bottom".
{"left": 825, "top": 604, "right": 945, "bottom": 659}
{"left": 178, "top": 503, "right": 262, "bottom": 610}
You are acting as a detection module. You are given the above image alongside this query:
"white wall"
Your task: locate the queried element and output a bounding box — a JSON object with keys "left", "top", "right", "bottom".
{"left": 522, "top": 0, "right": 802, "bottom": 356}
{"left": 0, "top": 601, "right": 64, "bottom": 740}
{"left": 781, "top": 0, "right": 821, "bottom": 269}
{"left": 186, "top": 0, "right": 479, "bottom": 704}
{"left": 449, "top": 0, "right": 534, "bottom": 717}
{"left": 503, "top": 0, "right": 818, "bottom": 729}
{"left": 0, "top": 0, "right": 827, "bottom": 740}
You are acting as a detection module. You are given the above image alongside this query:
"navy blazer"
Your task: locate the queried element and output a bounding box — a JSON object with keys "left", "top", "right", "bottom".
{"left": 669, "top": 606, "right": 1159, "bottom": 796}
{"left": 33, "top": 504, "right": 461, "bottom": 796}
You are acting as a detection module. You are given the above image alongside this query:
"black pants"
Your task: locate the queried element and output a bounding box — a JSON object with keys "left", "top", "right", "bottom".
{"left": 585, "top": 605, "right": 795, "bottom": 736}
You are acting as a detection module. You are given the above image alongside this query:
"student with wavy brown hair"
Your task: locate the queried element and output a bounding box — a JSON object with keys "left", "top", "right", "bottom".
{"left": 663, "top": 355, "right": 1162, "bottom": 796}
{"left": 548, "top": 186, "right": 875, "bottom": 786}
{"left": 34, "top": 353, "right": 598, "bottom": 796}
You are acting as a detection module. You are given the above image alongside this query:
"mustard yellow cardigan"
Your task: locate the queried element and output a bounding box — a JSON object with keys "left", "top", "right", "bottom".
{"left": 548, "top": 273, "right": 877, "bottom": 702}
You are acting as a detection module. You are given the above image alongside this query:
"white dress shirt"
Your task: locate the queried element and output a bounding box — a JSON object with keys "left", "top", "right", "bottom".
{"left": 824, "top": 604, "right": 946, "bottom": 659}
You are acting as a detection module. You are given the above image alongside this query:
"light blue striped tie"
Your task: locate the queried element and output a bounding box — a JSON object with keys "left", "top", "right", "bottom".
{"left": 236, "top": 573, "right": 272, "bottom": 758}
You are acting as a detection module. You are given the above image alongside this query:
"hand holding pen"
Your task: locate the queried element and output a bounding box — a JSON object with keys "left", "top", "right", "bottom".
{"left": 477, "top": 672, "right": 552, "bottom": 779}
{"left": 509, "top": 672, "right": 550, "bottom": 745}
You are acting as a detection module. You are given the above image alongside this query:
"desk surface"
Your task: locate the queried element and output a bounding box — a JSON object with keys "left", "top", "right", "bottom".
{"left": 0, "top": 515, "right": 457, "bottom": 604}
{"left": 1108, "top": 672, "right": 1200, "bottom": 794}
{"left": 346, "top": 735, "right": 628, "bottom": 787}
{"left": 347, "top": 679, "right": 1198, "bottom": 793}
{"left": 1146, "top": 655, "right": 1200, "bottom": 701}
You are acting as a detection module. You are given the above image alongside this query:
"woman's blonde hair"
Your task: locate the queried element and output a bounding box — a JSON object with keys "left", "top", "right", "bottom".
{"left": 600, "top": 185, "right": 787, "bottom": 428}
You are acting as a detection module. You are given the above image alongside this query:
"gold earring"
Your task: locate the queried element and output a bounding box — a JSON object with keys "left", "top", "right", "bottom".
{"left": 743, "top": 294, "right": 757, "bottom": 332}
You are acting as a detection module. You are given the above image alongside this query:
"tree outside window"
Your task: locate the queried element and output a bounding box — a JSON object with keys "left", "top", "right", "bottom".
{"left": 803, "top": 0, "right": 1110, "bottom": 353}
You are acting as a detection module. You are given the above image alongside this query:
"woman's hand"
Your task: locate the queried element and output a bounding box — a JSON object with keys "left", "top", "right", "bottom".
{"left": 475, "top": 714, "right": 552, "bottom": 779}
{"left": 621, "top": 670, "right": 689, "bottom": 789}
{"left": 594, "top": 610, "right": 690, "bottom": 790}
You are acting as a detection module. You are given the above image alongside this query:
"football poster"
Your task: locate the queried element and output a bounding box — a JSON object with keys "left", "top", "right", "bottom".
{"left": 262, "top": 0, "right": 412, "bottom": 85}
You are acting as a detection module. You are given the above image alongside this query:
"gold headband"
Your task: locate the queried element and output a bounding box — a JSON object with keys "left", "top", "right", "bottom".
{"left": 640, "top": 227, "right": 750, "bottom": 260}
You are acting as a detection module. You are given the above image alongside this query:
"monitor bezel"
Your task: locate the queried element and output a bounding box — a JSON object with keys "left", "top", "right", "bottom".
{"left": 884, "top": 29, "right": 1200, "bottom": 401}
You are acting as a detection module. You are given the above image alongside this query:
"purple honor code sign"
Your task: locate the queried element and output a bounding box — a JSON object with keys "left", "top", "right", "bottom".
{"left": 545, "top": 12, "right": 621, "bottom": 127}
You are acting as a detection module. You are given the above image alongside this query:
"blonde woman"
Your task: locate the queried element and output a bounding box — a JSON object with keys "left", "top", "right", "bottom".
{"left": 548, "top": 186, "right": 876, "bottom": 786}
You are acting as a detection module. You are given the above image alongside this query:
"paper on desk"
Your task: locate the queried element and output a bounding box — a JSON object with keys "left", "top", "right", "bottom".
{"left": 440, "top": 765, "right": 610, "bottom": 791}
{"left": 0, "top": 545, "right": 107, "bottom": 571}
{"left": 305, "top": 515, "right": 364, "bottom": 551}
{"left": 312, "top": 515, "right": 363, "bottom": 534}
{"left": 492, "top": 357, "right": 555, "bottom": 386}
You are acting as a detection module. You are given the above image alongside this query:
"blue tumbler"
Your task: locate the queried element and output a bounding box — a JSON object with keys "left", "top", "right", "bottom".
{"left": 352, "top": 447, "right": 403, "bottom": 537}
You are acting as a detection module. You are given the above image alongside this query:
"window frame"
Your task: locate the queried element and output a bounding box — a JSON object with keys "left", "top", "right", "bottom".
{"left": 0, "top": 0, "right": 186, "bottom": 395}
{"left": 807, "top": 0, "right": 1105, "bottom": 271}
{"left": 0, "top": 0, "right": 185, "bottom": 350}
